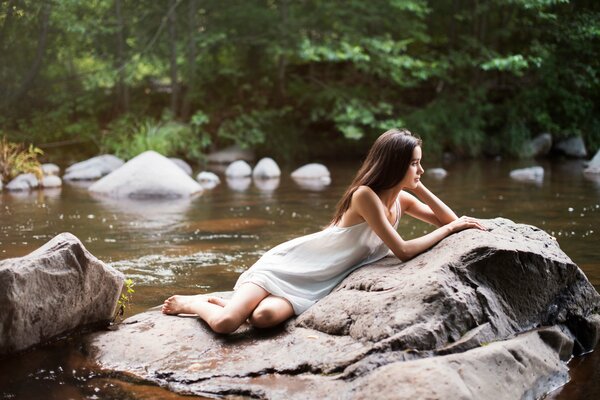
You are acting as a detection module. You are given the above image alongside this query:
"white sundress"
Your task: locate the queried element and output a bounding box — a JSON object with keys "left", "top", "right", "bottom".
{"left": 234, "top": 199, "right": 400, "bottom": 315}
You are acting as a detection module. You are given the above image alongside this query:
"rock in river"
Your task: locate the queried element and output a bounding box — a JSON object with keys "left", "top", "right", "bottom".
{"left": 584, "top": 149, "right": 600, "bottom": 175}
{"left": 510, "top": 166, "right": 544, "bottom": 183}
{"left": 0, "top": 233, "right": 124, "bottom": 355}
{"left": 89, "top": 151, "right": 203, "bottom": 199}
{"left": 63, "top": 154, "right": 124, "bottom": 181}
{"left": 86, "top": 218, "right": 600, "bottom": 399}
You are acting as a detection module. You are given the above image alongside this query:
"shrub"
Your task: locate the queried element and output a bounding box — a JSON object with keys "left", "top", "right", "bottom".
{"left": 0, "top": 136, "right": 43, "bottom": 184}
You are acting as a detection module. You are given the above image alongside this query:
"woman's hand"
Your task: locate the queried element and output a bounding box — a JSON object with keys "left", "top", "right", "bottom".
{"left": 446, "top": 216, "right": 487, "bottom": 234}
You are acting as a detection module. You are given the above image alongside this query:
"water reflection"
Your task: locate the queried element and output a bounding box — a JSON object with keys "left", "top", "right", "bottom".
{"left": 90, "top": 194, "right": 192, "bottom": 230}
{"left": 254, "top": 177, "right": 280, "bottom": 192}
{"left": 6, "top": 187, "right": 62, "bottom": 201}
{"left": 226, "top": 177, "right": 251, "bottom": 192}
{"left": 292, "top": 176, "right": 331, "bottom": 191}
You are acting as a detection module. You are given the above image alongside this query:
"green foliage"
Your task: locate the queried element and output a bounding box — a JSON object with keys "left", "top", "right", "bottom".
{"left": 114, "top": 278, "right": 135, "bottom": 322}
{"left": 217, "top": 108, "right": 290, "bottom": 149}
{"left": 101, "top": 113, "right": 207, "bottom": 160}
{"left": 0, "top": 0, "right": 598, "bottom": 159}
{"left": 0, "top": 136, "right": 43, "bottom": 183}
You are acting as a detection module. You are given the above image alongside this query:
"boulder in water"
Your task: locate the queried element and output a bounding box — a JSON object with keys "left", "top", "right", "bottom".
{"left": 89, "top": 151, "right": 203, "bottom": 199}
{"left": 87, "top": 218, "right": 600, "bottom": 399}
{"left": 1, "top": 233, "right": 124, "bottom": 355}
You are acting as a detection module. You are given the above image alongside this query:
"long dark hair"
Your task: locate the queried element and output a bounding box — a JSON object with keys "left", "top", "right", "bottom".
{"left": 330, "top": 128, "right": 422, "bottom": 225}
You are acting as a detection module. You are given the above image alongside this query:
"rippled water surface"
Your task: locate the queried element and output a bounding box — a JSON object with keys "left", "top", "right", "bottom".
{"left": 1, "top": 158, "right": 599, "bottom": 399}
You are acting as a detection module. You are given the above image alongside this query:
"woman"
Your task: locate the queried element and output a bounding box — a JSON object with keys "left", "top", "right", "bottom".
{"left": 162, "top": 128, "right": 486, "bottom": 333}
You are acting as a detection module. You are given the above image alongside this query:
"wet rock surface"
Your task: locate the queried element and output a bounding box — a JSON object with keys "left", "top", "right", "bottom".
{"left": 87, "top": 218, "right": 600, "bottom": 399}
{"left": 0, "top": 233, "right": 124, "bottom": 355}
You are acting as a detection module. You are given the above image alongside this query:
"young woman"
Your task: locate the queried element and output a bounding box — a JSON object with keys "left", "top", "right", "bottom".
{"left": 162, "top": 128, "right": 486, "bottom": 333}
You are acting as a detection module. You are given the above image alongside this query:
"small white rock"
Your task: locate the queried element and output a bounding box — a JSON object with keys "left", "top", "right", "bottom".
{"left": 583, "top": 150, "right": 600, "bottom": 174}
{"left": 64, "top": 154, "right": 124, "bottom": 181}
{"left": 291, "top": 163, "right": 330, "bottom": 179}
{"left": 196, "top": 171, "right": 220, "bottom": 189}
{"left": 252, "top": 158, "right": 281, "bottom": 179}
{"left": 426, "top": 168, "right": 448, "bottom": 179}
{"left": 41, "top": 163, "right": 60, "bottom": 176}
{"left": 196, "top": 171, "right": 220, "bottom": 183}
{"left": 510, "top": 166, "right": 544, "bottom": 183}
{"left": 6, "top": 173, "right": 39, "bottom": 191}
{"left": 225, "top": 160, "right": 252, "bottom": 178}
{"left": 169, "top": 158, "right": 192, "bottom": 176}
{"left": 207, "top": 145, "right": 255, "bottom": 164}
{"left": 41, "top": 175, "right": 62, "bottom": 188}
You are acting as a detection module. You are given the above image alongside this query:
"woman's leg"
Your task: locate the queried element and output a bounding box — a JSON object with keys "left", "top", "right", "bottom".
{"left": 248, "top": 295, "right": 295, "bottom": 328}
{"left": 162, "top": 283, "right": 269, "bottom": 334}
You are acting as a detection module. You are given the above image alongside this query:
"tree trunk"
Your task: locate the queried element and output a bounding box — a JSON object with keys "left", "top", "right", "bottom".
{"left": 276, "top": 0, "right": 288, "bottom": 102}
{"left": 10, "top": 0, "right": 52, "bottom": 103}
{"left": 115, "top": 0, "right": 130, "bottom": 113}
{"left": 181, "top": 0, "right": 198, "bottom": 121}
{"left": 0, "top": 0, "right": 17, "bottom": 51}
{"left": 169, "top": 0, "right": 179, "bottom": 117}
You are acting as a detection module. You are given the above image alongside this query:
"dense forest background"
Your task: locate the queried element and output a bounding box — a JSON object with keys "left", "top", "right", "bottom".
{"left": 0, "top": 0, "right": 598, "bottom": 163}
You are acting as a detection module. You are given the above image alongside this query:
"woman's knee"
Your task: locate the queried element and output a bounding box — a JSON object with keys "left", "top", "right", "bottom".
{"left": 249, "top": 307, "right": 279, "bottom": 328}
{"left": 210, "top": 312, "right": 242, "bottom": 334}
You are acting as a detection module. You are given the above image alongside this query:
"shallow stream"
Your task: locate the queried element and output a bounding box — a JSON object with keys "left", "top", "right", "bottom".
{"left": 1, "top": 158, "right": 599, "bottom": 399}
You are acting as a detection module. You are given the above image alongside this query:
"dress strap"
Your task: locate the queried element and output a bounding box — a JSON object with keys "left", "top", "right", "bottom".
{"left": 394, "top": 196, "right": 401, "bottom": 226}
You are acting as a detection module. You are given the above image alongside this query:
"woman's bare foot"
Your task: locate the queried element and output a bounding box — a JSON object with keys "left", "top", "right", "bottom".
{"left": 207, "top": 296, "right": 228, "bottom": 307}
{"left": 162, "top": 295, "right": 203, "bottom": 315}
{"left": 161, "top": 294, "right": 229, "bottom": 315}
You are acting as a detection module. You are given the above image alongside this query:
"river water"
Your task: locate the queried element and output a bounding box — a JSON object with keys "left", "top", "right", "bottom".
{"left": 1, "top": 158, "right": 599, "bottom": 399}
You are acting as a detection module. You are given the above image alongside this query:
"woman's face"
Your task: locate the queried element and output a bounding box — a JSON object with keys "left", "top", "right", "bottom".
{"left": 400, "top": 146, "right": 424, "bottom": 189}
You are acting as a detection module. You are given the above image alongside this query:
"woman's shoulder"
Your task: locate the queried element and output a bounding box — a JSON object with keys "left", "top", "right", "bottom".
{"left": 352, "top": 185, "right": 381, "bottom": 208}
{"left": 353, "top": 185, "right": 376, "bottom": 198}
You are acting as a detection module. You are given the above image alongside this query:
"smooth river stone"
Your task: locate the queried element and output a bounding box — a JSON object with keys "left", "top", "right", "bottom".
{"left": 89, "top": 151, "right": 203, "bottom": 199}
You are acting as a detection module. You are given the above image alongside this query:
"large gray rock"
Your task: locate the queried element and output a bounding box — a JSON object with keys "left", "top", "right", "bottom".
{"left": 0, "top": 233, "right": 124, "bottom": 355}
{"left": 554, "top": 137, "right": 587, "bottom": 158}
{"left": 207, "top": 145, "right": 255, "bottom": 164}
{"left": 525, "top": 133, "right": 553, "bottom": 158}
{"left": 584, "top": 150, "right": 600, "bottom": 174}
{"left": 86, "top": 218, "right": 600, "bottom": 399}
{"left": 89, "top": 151, "right": 203, "bottom": 199}
{"left": 63, "top": 154, "right": 124, "bottom": 181}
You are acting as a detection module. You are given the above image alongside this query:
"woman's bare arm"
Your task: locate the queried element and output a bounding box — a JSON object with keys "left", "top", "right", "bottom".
{"left": 353, "top": 186, "right": 484, "bottom": 261}
{"left": 403, "top": 182, "right": 458, "bottom": 227}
